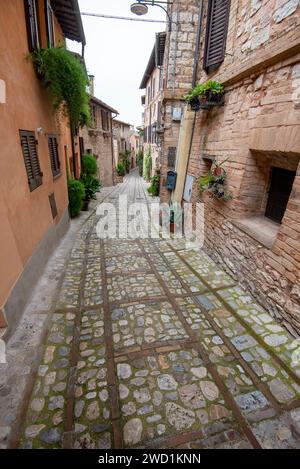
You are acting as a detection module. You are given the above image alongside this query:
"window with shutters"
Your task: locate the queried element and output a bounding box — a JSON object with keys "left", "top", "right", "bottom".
{"left": 48, "top": 135, "right": 61, "bottom": 177}
{"left": 24, "top": 0, "right": 40, "bottom": 52}
{"left": 19, "top": 130, "right": 43, "bottom": 192}
{"left": 204, "top": 0, "right": 231, "bottom": 73}
{"left": 45, "top": 0, "right": 55, "bottom": 47}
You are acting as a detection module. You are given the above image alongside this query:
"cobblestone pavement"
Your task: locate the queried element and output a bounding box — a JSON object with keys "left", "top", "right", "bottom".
{"left": 12, "top": 171, "right": 300, "bottom": 448}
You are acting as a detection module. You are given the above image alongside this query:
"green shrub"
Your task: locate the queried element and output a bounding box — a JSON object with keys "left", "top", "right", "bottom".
{"left": 116, "top": 162, "right": 126, "bottom": 176}
{"left": 82, "top": 154, "right": 98, "bottom": 176}
{"left": 137, "top": 151, "right": 144, "bottom": 177}
{"left": 147, "top": 174, "right": 160, "bottom": 197}
{"left": 119, "top": 150, "right": 131, "bottom": 173}
{"left": 80, "top": 154, "right": 100, "bottom": 202}
{"left": 143, "top": 147, "right": 152, "bottom": 181}
{"left": 81, "top": 175, "right": 101, "bottom": 201}
{"left": 68, "top": 179, "right": 85, "bottom": 217}
{"left": 30, "top": 47, "right": 90, "bottom": 128}
{"left": 184, "top": 80, "right": 224, "bottom": 103}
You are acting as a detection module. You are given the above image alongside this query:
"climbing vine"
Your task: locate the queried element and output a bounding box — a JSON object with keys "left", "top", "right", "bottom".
{"left": 143, "top": 147, "right": 152, "bottom": 181}
{"left": 30, "top": 47, "right": 90, "bottom": 128}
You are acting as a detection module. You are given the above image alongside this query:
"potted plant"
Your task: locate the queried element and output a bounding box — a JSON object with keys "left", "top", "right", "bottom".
{"left": 199, "top": 158, "right": 232, "bottom": 201}
{"left": 68, "top": 179, "right": 85, "bottom": 218}
{"left": 116, "top": 162, "right": 126, "bottom": 177}
{"left": 169, "top": 203, "right": 183, "bottom": 234}
{"left": 137, "top": 151, "right": 144, "bottom": 177}
{"left": 147, "top": 171, "right": 160, "bottom": 197}
{"left": 81, "top": 175, "right": 101, "bottom": 210}
{"left": 185, "top": 80, "right": 224, "bottom": 111}
{"left": 80, "top": 154, "right": 101, "bottom": 210}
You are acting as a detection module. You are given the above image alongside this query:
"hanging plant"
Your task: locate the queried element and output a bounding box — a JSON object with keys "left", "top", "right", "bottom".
{"left": 199, "top": 159, "right": 232, "bottom": 201}
{"left": 29, "top": 47, "right": 90, "bottom": 128}
{"left": 184, "top": 80, "right": 224, "bottom": 111}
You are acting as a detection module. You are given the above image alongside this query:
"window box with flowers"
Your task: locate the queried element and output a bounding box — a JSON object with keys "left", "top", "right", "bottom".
{"left": 185, "top": 80, "right": 224, "bottom": 111}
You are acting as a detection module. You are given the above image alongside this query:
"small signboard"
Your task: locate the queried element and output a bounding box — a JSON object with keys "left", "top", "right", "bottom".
{"left": 183, "top": 174, "right": 194, "bottom": 202}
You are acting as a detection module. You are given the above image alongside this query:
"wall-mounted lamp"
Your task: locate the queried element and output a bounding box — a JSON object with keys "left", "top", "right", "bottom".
{"left": 130, "top": 1, "right": 173, "bottom": 31}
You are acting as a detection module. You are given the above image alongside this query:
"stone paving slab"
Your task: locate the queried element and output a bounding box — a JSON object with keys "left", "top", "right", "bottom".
{"left": 14, "top": 171, "right": 300, "bottom": 449}
{"left": 117, "top": 350, "right": 234, "bottom": 447}
{"left": 111, "top": 301, "right": 188, "bottom": 352}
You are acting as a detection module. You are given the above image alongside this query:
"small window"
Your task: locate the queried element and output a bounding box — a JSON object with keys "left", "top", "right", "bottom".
{"left": 45, "top": 0, "right": 55, "bottom": 47}
{"left": 24, "top": 0, "right": 40, "bottom": 51}
{"left": 265, "top": 167, "right": 296, "bottom": 223}
{"left": 204, "top": 0, "right": 230, "bottom": 73}
{"left": 48, "top": 135, "right": 61, "bottom": 177}
{"left": 20, "top": 130, "right": 43, "bottom": 191}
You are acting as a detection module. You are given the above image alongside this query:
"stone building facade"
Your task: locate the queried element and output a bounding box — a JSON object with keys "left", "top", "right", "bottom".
{"left": 112, "top": 119, "right": 135, "bottom": 167}
{"left": 129, "top": 132, "right": 140, "bottom": 169}
{"left": 159, "top": 0, "right": 202, "bottom": 203}
{"left": 0, "top": 0, "right": 85, "bottom": 336}
{"left": 81, "top": 95, "right": 118, "bottom": 187}
{"left": 159, "top": 0, "right": 300, "bottom": 333}
{"left": 140, "top": 33, "right": 166, "bottom": 176}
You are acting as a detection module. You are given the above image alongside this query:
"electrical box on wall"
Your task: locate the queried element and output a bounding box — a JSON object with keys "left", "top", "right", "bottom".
{"left": 172, "top": 107, "right": 182, "bottom": 121}
{"left": 166, "top": 170, "right": 177, "bottom": 190}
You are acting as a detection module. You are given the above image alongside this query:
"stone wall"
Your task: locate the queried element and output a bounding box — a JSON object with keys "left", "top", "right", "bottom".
{"left": 203, "top": 205, "right": 300, "bottom": 336}
{"left": 185, "top": 1, "right": 300, "bottom": 332}
{"left": 160, "top": 0, "right": 200, "bottom": 202}
{"left": 82, "top": 109, "right": 114, "bottom": 187}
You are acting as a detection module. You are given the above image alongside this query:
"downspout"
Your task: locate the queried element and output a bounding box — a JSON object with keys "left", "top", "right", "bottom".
{"left": 111, "top": 113, "right": 118, "bottom": 184}
{"left": 192, "top": 0, "right": 204, "bottom": 89}
{"left": 172, "top": 0, "right": 204, "bottom": 203}
{"left": 70, "top": 126, "right": 76, "bottom": 178}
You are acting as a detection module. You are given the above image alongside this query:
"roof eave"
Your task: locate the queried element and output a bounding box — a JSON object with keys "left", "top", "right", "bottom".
{"left": 90, "top": 96, "right": 119, "bottom": 115}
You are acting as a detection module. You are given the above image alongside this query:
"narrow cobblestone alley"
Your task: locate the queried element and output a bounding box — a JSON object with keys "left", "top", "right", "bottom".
{"left": 6, "top": 171, "right": 300, "bottom": 449}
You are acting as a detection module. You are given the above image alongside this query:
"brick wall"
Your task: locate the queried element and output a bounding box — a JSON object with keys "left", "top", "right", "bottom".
{"left": 184, "top": 0, "right": 300, "bottom": 332}
{"left": 82, "top": 107, "right": 114, "bottom": 187}
{"left": 160, "top": 0, "right": 200, "bottom": 201}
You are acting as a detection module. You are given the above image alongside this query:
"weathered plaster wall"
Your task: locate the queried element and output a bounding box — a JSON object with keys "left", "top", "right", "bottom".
{"left": 0, "top": 0, "right": 72, "bottom": 326}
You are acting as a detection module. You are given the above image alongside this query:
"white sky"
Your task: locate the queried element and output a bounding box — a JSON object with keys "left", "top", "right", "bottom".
{"left": 68, "top": 0, "right": 166, "bottom": 127}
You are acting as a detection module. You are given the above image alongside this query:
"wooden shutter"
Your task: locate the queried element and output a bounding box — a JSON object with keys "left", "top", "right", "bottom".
{"left": 48, "top": 135, "right": 61, "bottom": 177}
{"left": 204, "top": 0, "right": 231, "bottom": 73}
{"left": 20, "top": 130, "right": 43, "bottom": 191}
{"left": 45, "top": 0, "right": 55, "bottom": 47}
{"left": 49, "top": 193, "right": 58, "bottom": 219}
{"left": 24, "top": 0, "right": 40, "bottom": 51}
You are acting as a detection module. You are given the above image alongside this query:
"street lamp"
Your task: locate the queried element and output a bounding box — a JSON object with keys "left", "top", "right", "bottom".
{"left": 130, "top": 1, "right": 173, "bottom": 31}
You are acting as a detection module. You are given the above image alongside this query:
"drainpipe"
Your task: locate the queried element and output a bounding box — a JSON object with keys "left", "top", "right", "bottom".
{"left": 111, "top": 114, "right": 119, "bottom": 184}
{"left": 70, "top": 126, "right": 76, "bottom": 178}
{"left": 172, "top": 0, "right": 204, "bottom": 204}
